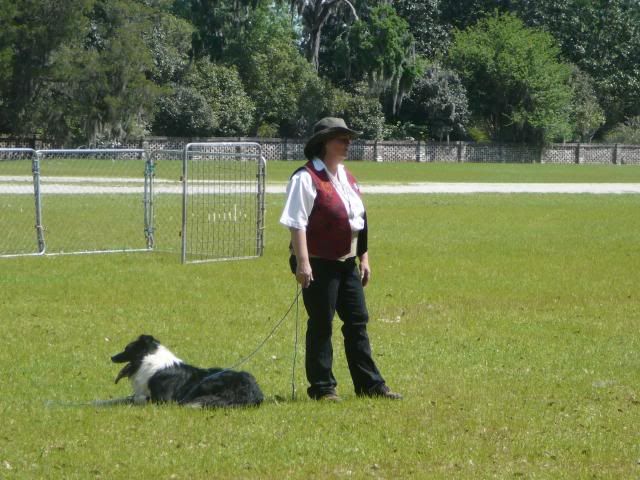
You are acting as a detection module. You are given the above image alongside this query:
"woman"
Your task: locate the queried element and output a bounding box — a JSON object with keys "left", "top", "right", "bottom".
{"left": 280, "top": 117, "right": 402, "bottom": 401}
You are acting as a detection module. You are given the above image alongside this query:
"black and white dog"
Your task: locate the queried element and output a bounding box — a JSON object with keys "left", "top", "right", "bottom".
{"left": 111, "top": 335, "right": 264, "bottom": 408}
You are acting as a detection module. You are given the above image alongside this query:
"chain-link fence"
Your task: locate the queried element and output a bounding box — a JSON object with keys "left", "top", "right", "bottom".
{"left": 0, "top": 148, "right": 42, "bottom": 256}
{"left": 2, "top": 145, "right": 266, "bottom": 263}
{"left": 148, "top": 149, "right": 184, "bottom": 255}
{"left": 33, "top": 149, "right": 151, "bottom": 255}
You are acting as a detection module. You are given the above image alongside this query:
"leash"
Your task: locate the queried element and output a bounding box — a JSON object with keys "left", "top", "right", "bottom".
{"left": 46, "top": 288, "right": 304, "bottom": 408}
{"left": 291, "top": 283, "right": 301, "bottom": 400}
{"left": 177, "top": 287, "right": 303, "bottom": 404}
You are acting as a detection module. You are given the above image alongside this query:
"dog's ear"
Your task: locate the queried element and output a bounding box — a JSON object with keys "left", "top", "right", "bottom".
{"left": 138, "top": 334, "right": 158, "bottom": 346}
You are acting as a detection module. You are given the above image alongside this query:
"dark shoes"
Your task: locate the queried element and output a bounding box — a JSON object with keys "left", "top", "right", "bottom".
{"left": 358, "top": 384, "right": 403, "bottom": 400}
{"left": 311, "top": 385, "right": 403, "bottom": 401}
{"left": 317, "top": 392, "right": 342, "bottom": 402}
{"left": 310, "top": 389, "right": 342, "bottom": 402}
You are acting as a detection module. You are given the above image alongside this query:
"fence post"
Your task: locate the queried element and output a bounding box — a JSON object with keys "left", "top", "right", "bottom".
{"left": 612, "top": 144, "right": 618, "bottom": 165}
{"left": 416, "top": 140, "right": 422, "bottom": 162}
{"left": 575, "top": 143, "right": 582, "bottom": 164}
{"left": 284, "top": 137, "right": 288, "bottom": 161}
{"left": 456, "top": 141, "right": 463, "bottom": 163}
{"left": 374, "top": 140, "right": 382, "bottom": 162}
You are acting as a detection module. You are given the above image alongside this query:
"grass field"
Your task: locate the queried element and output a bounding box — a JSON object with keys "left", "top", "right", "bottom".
{"left": 1, "top": 165, "right": 639, "bottom": 478}
{"left": 2, "top": 157, "right": 640, "bottom": 183}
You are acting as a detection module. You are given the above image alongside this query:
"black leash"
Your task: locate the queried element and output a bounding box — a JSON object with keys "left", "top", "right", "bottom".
{"left": 178, "top": 287, "right": 303, "bottom": 404}
{"left": 47, "top": 289, "right": 304, "bottom": 408}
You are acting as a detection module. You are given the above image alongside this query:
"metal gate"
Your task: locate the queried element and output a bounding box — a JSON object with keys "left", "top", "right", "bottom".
{"left": 0, "top": 148, "right": 42, "bottom": 257}
{"left": 181, "top": 143, "right": 266, "bottom": 264}
{"left": 1, "top": 148, "right": 151, "bottom": 257}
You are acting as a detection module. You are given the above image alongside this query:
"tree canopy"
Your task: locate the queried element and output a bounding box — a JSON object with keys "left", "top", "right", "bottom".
{"left": 0, "top": 0, "right": 638, "bottom": 144}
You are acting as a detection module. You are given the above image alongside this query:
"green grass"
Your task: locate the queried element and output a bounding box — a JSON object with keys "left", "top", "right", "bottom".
{"left": 2, "top": 158, "right": 640, "bottom": 183}
{"left": 1, "top": 192, "right": 639, "bottom": 478}
{"left": 267, "top": 161, "right": 640, "bottom": 184}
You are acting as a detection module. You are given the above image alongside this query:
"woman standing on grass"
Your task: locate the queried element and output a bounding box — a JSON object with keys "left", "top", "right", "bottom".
{"left": 280, "top": 117, "right": 402, "bottom": 402}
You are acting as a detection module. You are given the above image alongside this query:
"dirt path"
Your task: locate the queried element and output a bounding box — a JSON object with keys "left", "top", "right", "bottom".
{"left": 2, "top": 176, "right": 640, "bottom": 194}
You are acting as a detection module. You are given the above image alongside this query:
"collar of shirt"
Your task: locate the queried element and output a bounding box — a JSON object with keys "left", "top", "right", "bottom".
{"left": 312, "top": 157, "right": 346, "bottom": 182}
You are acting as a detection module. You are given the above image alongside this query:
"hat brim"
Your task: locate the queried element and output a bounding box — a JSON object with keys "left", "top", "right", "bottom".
{"left": 303, "top": 127, "right": 362, "bottom": 160}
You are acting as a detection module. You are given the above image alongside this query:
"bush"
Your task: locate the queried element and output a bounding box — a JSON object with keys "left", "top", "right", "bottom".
{"left": 604, "top": 117, "right": 640, "bottom": 144}
{"left": 152, "top": 86, "right": 215, "bottom": 137}
{"left": 151, "top": 59, "right": 255, "bottom": 137}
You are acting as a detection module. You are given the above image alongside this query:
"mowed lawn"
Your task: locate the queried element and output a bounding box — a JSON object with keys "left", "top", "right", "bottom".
{"left": 1, "top": 165, "right": 639, "bottom": 478}
{"left": 3, "top": 157, "right": 640, "bottom": 184}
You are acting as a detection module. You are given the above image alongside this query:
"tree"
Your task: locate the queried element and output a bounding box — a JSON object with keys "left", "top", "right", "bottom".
{"left": 604, "top": 116, "right": 640, "bottom": 144}
{"left": 439, "top": 0, "right": 512, "bottom": 30}
{"left": 513, "top": 0, "right": 640, "bottom": 126}
{"left": 0, "top": 0, "right": 18, "bottom": 110}
{"left": 185, "top": 59, "right": 255, "bottom": 136}
{"left": 29, "top": 0, "right": 163, "bottom": 143}
{"left": 401, "top": 64, "right": 469, "bottom": 141}
{"left": 172, "top": 0, "right": 266, "bottom": 60}
{"left": 292, "top": 0, "right": 359, "bottom": 72}
{"left": 146, "top": 11, "right": 195, "bottom": 85}
{"left": 394, "top": 0, "right": 449, "bottom": 58}
{"left": 568, "top": 67, "right": 605, "bottom": 142}
{"left": 152, "top": 86, "right": 216, "bottom": 136}
{"left": 0, "top": 0, "right": 95, "bottom": 134}
{"left": 230, "top": 7, "right": 327, "bottom": 136}
{"left": 447, "top": 13, "right": 573, "bottom": 144}
{"left": 338, "top": 5, "right": 420, "bottom": 116}
{"left": 326, "top": 83, "right": 386, "bottom": 139}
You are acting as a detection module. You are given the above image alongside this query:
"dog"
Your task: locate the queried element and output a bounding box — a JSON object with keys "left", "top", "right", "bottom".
{"left": 111, "top": 334, "right": 264, "bottom": 408}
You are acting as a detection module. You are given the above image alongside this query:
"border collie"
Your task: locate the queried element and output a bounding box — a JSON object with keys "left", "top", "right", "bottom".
{"left": 111, "top": 335, "right": 264, "bottom": 408}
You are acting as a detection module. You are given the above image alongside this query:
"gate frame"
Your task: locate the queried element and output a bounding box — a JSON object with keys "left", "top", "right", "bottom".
{"left": 0, "top": 148, "right": 44, "bottom": 258}
{"left": 181, "top": 142, "right": 267, "bottom": 264}
{"left": 1, "top": 148, "right": 152, "bottom": 258}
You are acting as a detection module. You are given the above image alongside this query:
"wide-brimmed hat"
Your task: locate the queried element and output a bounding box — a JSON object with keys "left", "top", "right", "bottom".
{"left": 304, "top": 117, "right": 362, "bottom": 160}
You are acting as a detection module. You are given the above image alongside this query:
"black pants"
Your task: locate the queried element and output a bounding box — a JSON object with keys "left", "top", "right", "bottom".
{"left": 302, "top": 257, "right": 385, "bottom": 398}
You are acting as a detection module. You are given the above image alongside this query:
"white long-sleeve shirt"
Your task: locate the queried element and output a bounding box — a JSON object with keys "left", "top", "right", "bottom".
{"left": 279, "top": 158, "right": 365, "bottom": 232}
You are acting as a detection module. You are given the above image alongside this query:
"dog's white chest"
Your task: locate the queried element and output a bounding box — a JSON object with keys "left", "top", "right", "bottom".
{"left": 130, "top": 346, "right": 182, "bottom": 402}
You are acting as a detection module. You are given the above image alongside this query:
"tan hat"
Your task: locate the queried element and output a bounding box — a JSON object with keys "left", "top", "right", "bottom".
{"left": 303, "top": 117, "right": 362, "bottom": 160}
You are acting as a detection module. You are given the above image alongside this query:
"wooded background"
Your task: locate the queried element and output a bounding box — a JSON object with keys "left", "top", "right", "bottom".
{"left": 1, "top": 0, "right": 639, "bottom": 146}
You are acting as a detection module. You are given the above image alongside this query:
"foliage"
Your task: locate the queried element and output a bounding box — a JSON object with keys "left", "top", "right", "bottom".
{"left": 152, "top": 60, "right": 255, "bottom": 137}
{"left": 513, "top": 0, "right": 640, "bottom": 125}
{"left": 172, "top": 0, "right": 265, "bottom": 59}
{"left": 0, "top": 0, "right": 95, "bottom": 134}
{"left": 447, "top": 13, "right": 573, "bottom": 144}
{"left": 145, "top": 11, "right": 195, "bottom": 85}
{"left": 604, "top": 116, "right": 640, "bottom": 145}
{"left": 29, "top": 1, "right": 163, "bottom": 144}
{"left": 401, "top": 64, "right": 469, "bottom": 141}
{"left": 326, "top": 83, "right": 386, "bottom": 139}
{"left": 185, "top": 59, "right": 256, "bottom": 137}
{"left": 394, "top": 0, "right": 449, "bottom": 58}
{"left": 568, "top": 67, "right": 605, "bottom": 143}
{"left": 0, "top": 0, "right": 18, "bottom": 109}
{"left": 152, "top": 86, "right": 215, "bottom": 137}
{"left": 1, "top": 0, "right": 639, "bottom": 145}
{"left": 230, "top": 7, "right": 327, "bottom": 137}
{"left": 293, "top": 0, "right": 360, "bottom": 72}
{"left": 335, "top": 5, "right": 420, "bottom": 116}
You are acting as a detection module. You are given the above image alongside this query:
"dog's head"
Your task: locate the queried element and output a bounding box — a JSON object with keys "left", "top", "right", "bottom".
{"left": 111, "top": 334, "right": 160, "bottom": 384}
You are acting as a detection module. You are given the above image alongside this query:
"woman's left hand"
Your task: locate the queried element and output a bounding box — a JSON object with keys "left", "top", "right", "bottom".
{"left": 359, "top": 253, "right": 371, "bottom": 287}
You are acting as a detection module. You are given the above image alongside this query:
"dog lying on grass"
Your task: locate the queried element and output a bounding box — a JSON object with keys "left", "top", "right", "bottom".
{"left": 111, "top": 334, "right": 264, "bottom": 408}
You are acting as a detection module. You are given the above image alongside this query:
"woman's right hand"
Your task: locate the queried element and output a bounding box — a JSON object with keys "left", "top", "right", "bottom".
{"left": 296, "top": 259, "right": 314, "bottom": 288}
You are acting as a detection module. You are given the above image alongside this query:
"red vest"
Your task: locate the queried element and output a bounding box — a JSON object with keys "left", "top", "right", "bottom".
{"left": 304, "top": 161, "right": 362, "bottom": 260}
